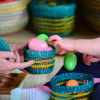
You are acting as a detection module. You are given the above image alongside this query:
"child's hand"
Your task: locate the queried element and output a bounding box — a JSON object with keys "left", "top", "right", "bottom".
{"left": 10, "top": 43, "right": 35, "bottom": 74}
{"left": 0, "top": 51, "right": 34, "bottom": 75}
{"left": 10, "top": 43, "right": 28, "bottom": 56}
{"left": 83, "top": 54, "right": 100, "bottom": 66}
{"left": 49, "top": 35, "right": 75, "bottom": 55}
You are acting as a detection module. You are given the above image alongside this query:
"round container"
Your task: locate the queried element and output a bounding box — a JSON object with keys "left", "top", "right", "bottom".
{"left": 29, "top": 0, "right": 76, "bottom": 37}
{"left": 0, "top": 0, "right": 31, "bottom": 35}
{"left": 0, "top": 37, "right": 10, "bottom": 51}
{"left": 81, "top": 0, "right": 100, "bottom": 32}
{"left": 50, "top": 73, "right": 94, "bottom": 100}
{"left": 23, "top": 45, "right": 55, "bottom": 74}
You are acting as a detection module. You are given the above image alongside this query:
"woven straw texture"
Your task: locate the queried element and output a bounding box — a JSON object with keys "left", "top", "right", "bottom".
{"left": 81, "top": 0, "right": 100, "bottom": 32}
{"left": 30, "top": 0, "right": 76, "bottom": 37}
{"left": 0, "top": 0, "right": 31, "bottom": 14}
{"left": 50, "top": 73, "right": 94, "bottom": 100}
{"left": 0, "top": 0, "right": 31, "bottom": 35}
{"left": 23, "top": 45, "right": 56, "bottom": 74}
{"left": 0, "top": 37, "right": 10, "bottom": 51}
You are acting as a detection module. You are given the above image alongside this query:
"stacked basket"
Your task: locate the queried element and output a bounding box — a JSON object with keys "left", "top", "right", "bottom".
{"left": 29, "top": 0, "right": 76, "bottom": 37}
{"left": 0, "top": 0, "right": 31, "bottom": 35}
{"left": 81, "top": 0, "right": 100, "bottom": 32}
{"left": 50, "top": 73, "right": 94, "bottom": 100}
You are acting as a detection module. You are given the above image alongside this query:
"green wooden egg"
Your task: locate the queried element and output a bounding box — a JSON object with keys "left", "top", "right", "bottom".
{"left": 36, "top": 34, "right": 49, "bottom": 44}
{"left": 64, "top": 52, "right": 77, "bottom": 71}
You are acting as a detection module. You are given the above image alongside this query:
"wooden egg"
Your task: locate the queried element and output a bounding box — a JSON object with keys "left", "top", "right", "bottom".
{"left": 64, "top": 52, "right": 77, "bottom": 71}
{"left": 66, "top": 80, "right": 79, "bottom": 86}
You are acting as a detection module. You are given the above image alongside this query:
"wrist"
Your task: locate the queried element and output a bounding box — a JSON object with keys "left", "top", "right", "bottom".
{"left": 71, "top": 40, "right": 77, "bottom": 52}
{"left": 74, "top": 39, "right": 83, "bottom": 52}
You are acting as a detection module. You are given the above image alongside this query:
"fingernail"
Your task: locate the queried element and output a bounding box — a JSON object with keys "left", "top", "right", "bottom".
{"left": 48, "top": 39, "right": 51, "bottom": 42}
{"left": 30, "top": 61, "right": 34, "bottom": 63}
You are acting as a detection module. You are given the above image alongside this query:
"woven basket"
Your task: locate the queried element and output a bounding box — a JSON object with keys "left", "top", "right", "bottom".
{"left": 29, "top": 0, "right": 76, "bottom": 37}
{"left": 23, "top": 45, "right": 55, "bottom": 74}
{"left": 0, "top": 37, "right": 10, "bottom": 51}
{"left": 0, "top": 0, "right": 31, "bottom": 35}
{"left": 0, "top": 23, "right": 28, "bottom": 35}
{"left": 82, "top": 0, "right": 100, "bottom": 10}
{"left": 82, "top": 7, "right": 100, "bottom": 16}
{"left": 81, "top": 0, "right": 100, "bottom": 32}
{"left": 0, "top": 10, "right": 28, "bottom": 22}
{"left": 0, "top": 0, "right": 31, "bottom": 14}
{"left": 50, "top": 73, "right": 94, "bottom": 100}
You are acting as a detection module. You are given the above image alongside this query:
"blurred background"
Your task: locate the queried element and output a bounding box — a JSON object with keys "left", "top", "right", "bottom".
{"left": 0, "top": 0, "right": 99, "bottom": 55}
{"left": 0, "top": 0, "right": 100, "bottom": 99}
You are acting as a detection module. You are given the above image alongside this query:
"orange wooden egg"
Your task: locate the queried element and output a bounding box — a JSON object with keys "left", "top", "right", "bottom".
{"left": 66, "top": 80, "right": 79, "bottom": 86}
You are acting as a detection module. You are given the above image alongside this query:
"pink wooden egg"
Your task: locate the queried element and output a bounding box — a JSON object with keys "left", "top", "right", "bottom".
{"left": 45, "top": 46, "right": 53, "bottom": 51}
{"left": 28, "top": 38, "right": 48, "bottom": 51}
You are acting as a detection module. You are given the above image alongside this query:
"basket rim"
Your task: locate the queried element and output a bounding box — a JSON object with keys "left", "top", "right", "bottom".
{"left": 50, "top": 73, "right": 94, "bottom": 93}
{"left": 30, "top": 0, "right": 76, "bottom": 9}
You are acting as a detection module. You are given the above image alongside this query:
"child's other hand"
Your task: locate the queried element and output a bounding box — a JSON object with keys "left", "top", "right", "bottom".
{"left": 10, "top": 43, "right": 28, "bottom": 56}
{"left": 83, "top": 54, "right": 100, "bottom": 66}
{"left": 10, "top": 43, "right": 35, "bottom": 74}
{"left": 49, "top": 35, "right": 75, "bottom": 55}
{"left": 0, "top": 51, "right": 34, "bottom": 75}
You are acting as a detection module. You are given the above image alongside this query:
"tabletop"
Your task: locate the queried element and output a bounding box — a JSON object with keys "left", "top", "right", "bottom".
{"left": 0, "top": 16, "right": 100, "bottom": 100}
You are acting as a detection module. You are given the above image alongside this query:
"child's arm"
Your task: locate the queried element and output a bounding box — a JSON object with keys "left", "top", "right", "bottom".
{"left": 49, "top": 35, "right": 100, "bottom": 56}
{"left": 75, "top": 37, "right": 100, "bottom": 56}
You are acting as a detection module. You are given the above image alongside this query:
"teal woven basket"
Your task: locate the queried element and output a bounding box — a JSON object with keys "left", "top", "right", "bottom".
{"left": 29, "top": 0, "right": 76, "bottom": 37}
{"left": 81, "top": 0, "right": 100, "bottom": 32}
{"left": 50, "top": 73, "right": 94, "bottom": 100}
{"left": 0, "top": 37, "right": 10, "bottom": 51}
{"left": 0, "top": 0, "right": 31, "bottom": 35}
{"left": 23, "top": 45, "right": 55, "bottom": 74}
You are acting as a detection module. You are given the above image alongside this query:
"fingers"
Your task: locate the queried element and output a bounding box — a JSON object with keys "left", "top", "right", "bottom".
{"left": 48, "top": 35, "right": 62, "bottom": 42}
{"left": 89, "top": 57, "right": 100, "bottom": 62}
{"left": 83, "top": 54, "right": 91, "bottom": 66}
{"left": 83, "top": 54, "right": 100, "bottom": 65}
{"left": 0, "top": 58, "right": 33, "bottom": 75}
{"left": 84, "top": 61, "right": 90, "bottom": 66}
{"left": 59, "top": 49, "right": 68, "bottom": 55}
{"left": 0, "top": 58, "right": 12, "bottom": 75}
{"left": 9, "top": 58, "right": 14, "bottom": 62}
{"left": 83, "top": 59, "right": 90, "bottom": 66}
{"left": 7, "top": 51, "right": 20, "bottom": 63}
{"left": 3, "top": 71, "right": 11, "bottom": 75}
{"left": 14, "top": 51, "right": 20, "bottom": 63}
{"left": 11, "top": 42, "right": 28, "bottom": 51}
{"left": 0, "top": 51, "right": 16, "bottom": 59}
{"left": 13, "top": 61, "right": 34, "bottom": 69}
{"left": 54, "top": 41, "right": 64, "bottom": 48}
{"left": 15, "top": 43, "right": 28, "bottom": 50}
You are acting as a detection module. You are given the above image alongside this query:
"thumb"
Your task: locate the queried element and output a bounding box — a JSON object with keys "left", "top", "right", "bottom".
{"left": 13, "top": 61, "right": 34, "bottom": 69}
{"left": 14, "top": 43, "right": 28, "bottom": 51}
{"left": 11, "top": 43, "right": 28, "bottom": 51}
{"left": 59, "top": 49, "right": 68, "bottom": 55}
